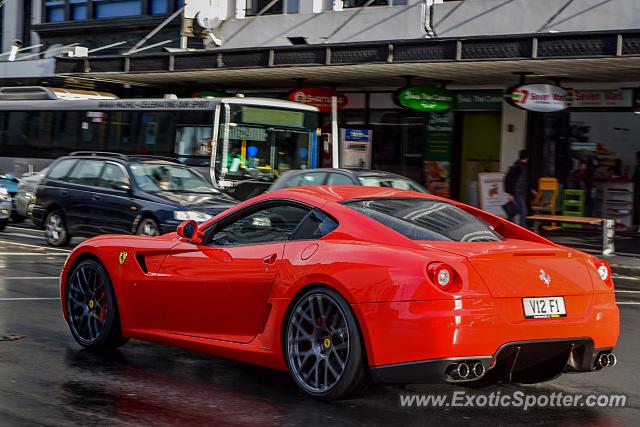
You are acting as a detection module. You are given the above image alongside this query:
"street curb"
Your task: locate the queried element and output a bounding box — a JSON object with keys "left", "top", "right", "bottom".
{"left": 610, "top": 264, "right": 640, "bottom": 277}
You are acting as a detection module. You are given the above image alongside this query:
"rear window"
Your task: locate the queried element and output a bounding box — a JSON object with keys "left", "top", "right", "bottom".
{"left": 343, "top": 198, "right": 502, "bottom": 242}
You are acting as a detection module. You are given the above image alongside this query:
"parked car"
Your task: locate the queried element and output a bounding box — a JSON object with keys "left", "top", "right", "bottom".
{"left": 0, "top": 186, "right": 11, "bottom": 231}
{"left": 0, "top": 171, "right": 22, "bottom": 221}
{"left": 15, "top": 168, "right": 48, "bottom": 220}
{"left": 59, "top": 186, "right": 619, "bottom": 400}
{"left": 31, "top": 153, "right": 237, "bottom": 246}
{"left": 269, "top": 168, "right": 429, "bottom": 193}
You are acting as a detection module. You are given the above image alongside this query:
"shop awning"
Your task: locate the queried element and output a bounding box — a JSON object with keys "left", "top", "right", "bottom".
{"left": 53, "top": 30, "right": 640, "bottom": 89}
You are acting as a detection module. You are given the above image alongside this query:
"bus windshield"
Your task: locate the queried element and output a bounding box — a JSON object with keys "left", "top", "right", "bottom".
{"left": 214, "top": 104, "right": 318, "bottom": 184}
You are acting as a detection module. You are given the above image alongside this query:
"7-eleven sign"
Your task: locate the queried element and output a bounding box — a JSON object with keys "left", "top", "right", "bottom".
{"left": 507, "top": 84, "right": 568, "bottom": 112}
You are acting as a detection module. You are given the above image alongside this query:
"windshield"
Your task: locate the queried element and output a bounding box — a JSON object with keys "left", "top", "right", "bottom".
{"left": 343, "top": 198, "right": 502, "bottom": 242}
{"left": 130, "top": 162, "right": 221, "bottom": 194}
{"left": 215, "top": 104, "right": 318, "bottom": 183}
{"left": 357, "top": 176, "right": 428, "bottom": 193}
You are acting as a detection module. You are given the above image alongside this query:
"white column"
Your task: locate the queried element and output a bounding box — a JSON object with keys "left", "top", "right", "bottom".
{"left": 499, "top": 100, "right": 528, "bottom": 172}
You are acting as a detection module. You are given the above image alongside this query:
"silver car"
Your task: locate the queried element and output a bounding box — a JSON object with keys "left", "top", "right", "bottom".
{"left": 0, "top": 186, "right": 11, "bottom": 231}
{"left": 15, "top": 168, "right": 48, "bottom": 220}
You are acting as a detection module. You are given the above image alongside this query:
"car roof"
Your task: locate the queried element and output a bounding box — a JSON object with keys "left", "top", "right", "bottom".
{"left": 268, "top": 185, "right": 439, "bottom": 205}
{"left": 56, "top": 154, "right": 182, "bottom": 165}
{"left": 282, "top": 168, "right": 409, "bottom": 178}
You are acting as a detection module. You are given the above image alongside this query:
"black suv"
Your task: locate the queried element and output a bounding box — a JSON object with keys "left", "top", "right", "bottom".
{"left": 31, "top": 152, "right": 237, "bottom": 246}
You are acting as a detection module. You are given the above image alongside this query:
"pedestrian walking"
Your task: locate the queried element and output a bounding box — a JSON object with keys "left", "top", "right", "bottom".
{"left": 504, "top": 149, "right": 531, "bottom": 227}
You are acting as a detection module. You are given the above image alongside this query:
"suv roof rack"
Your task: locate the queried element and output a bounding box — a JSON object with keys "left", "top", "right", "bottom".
{"left": 69, "top": 151, "right": 129, "bottom": 160}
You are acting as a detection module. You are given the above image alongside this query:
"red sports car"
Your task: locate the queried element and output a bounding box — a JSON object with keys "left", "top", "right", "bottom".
{"left": 60, "top": 186, "right": 619, "bottom": 400}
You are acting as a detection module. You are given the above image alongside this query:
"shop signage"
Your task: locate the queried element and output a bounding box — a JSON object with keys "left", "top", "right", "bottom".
{"left": 478, "top": 172, "right": 509, "bottom": 218}
{"left": 566, "top": 89, "right": 632, "bottom": 108}
{"left": 456, "top": 90, "right": 503, "bottom": 110}
{"left": 396, "top": 86, "right": 455, "bottom": 112}
{"left": 340, "top": 129, "right": 372, "bottom": 169}
{"left": 424, "top": 112, "right": 453, "bottom": 198}
{"left": 507, "top": 84, "right": 569, "bottom": 112}
{"left": 289, "top": 88, "right": 348, "bottom": 112}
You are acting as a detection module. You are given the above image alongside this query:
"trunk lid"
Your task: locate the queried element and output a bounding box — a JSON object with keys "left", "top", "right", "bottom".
{"left": 419, "top": 240, "right": 594, "bottom": 297}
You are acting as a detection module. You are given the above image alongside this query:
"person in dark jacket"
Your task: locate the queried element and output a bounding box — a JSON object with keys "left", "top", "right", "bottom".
{"left": 504, "top": 149, "right": 530, "bottom": 227}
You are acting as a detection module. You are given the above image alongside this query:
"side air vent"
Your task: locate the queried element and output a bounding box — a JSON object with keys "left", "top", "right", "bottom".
{"left": 135, "top": 253, "right": 148, "bottom": 273}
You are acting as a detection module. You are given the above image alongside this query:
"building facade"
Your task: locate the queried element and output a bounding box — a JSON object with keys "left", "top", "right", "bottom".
{"left": 2, "top": 0, "right": 640, "bottom": 227}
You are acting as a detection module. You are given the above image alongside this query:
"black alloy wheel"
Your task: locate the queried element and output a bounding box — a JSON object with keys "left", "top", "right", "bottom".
{"left": 66, "top": 259, "right": 128, "bottom": 350}
{"left": 286, "top": 288, "right": 369, "bottom": 400}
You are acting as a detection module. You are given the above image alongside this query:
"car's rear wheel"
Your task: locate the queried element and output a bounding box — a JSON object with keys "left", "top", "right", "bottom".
{"left": 285, "top": 288, "right": 369, "bottom": 401}
{"left": 45, "top": 210, "right": 71, "bottom": 247}
{"left": 136, "top": 217, "right": 160, "bottom": 237}
{"left": 66, "top": 259, "right": 128, "bottom": 350}
{"left": 0, "top": 219, "right": 6, "bottom": 232}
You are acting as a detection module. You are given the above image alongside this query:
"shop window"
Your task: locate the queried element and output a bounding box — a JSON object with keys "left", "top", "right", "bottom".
{"left": 342, "top": 0, "right": 389, "bottom": 8}
{"left": 243, "top": 0, "right": 295, "bottom": 15}
{"left": 70, "top": 0, "right": 88, "bottom": 20}
{"left": 150, "top": 0, "right": 170, "bottom": 15}
{"left": 45, "top": 1, "right": 66, "bottom": 22}
{"left": 94, "top": 0, "right": 142, "bottom": 18}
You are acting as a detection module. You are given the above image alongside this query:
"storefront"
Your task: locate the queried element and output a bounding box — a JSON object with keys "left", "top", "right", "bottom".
{"left": 521, "top": 86, "right": 640, "bottom": 229}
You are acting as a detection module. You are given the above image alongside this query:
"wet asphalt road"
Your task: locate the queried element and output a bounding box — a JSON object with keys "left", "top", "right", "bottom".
{"left": 0, "top": 225, "right": 639, "bottom": 426}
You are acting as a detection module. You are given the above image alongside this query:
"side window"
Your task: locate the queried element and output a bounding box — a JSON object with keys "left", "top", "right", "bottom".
{"left": 326, "top": 173, "right": 354, "bottom": 185}
{"left": 98, "top": 163, "right": 129, "bottom": 189}
{"left": 211, "top": 204, "right": 310, "bottom": 246}
{"left": 291, "top": 210, "right": 338, "bottom": 240}
{"left": 288, "top": 172, "right": 327, "bottom": 188}
{"left": 48, "top": 159, "right": 78, "bottom": 180}
{"left": 66, "top": 160, "right": 105, "bottom": 186}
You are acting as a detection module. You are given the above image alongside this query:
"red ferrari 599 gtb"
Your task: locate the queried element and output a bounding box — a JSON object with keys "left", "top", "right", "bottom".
{"left": 60, "top": 186, "right": 619, "bottom": 400}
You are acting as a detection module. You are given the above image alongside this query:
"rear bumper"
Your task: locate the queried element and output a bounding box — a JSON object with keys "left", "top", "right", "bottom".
{"left": 371, "top": 339, "right": 613, "bottom": 384}
{"left": 356, "top": 293, "right": 619, "bottom": 380}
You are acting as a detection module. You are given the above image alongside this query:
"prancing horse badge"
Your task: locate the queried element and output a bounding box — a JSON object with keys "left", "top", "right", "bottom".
{"left": 119, "top": 251, "right": 128, "bottom": 265}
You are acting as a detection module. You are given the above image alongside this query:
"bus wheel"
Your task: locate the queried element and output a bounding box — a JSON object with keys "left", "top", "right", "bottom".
{"left": 136, "top": 218, "right": 160, "bottom": 237}
{"left": 45, "top": 210, "right": 71, "bottom": 247}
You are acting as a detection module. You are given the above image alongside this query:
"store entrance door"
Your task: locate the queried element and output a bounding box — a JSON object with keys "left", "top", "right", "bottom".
{"left": 456, "top": 112, "right": 502, "bottom": 205}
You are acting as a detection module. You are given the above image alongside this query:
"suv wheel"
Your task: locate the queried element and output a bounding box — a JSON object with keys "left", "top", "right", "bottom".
{"left": 0, "top": 219, "right": 7, "bottom": 232}
{"left": 45, "top": 210, "right": 71, "bottom": 246}
{"left": 136, "top": 218, "right": 160, "bottom": 237}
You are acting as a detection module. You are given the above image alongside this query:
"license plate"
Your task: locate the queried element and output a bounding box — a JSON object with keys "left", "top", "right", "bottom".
{"left": 522, "top": 296, "right": 566, "bottom": 319}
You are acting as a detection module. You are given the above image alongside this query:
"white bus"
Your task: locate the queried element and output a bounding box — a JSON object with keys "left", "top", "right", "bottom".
{"left": 0, "top": 87, "right": 319, "bottom": 198}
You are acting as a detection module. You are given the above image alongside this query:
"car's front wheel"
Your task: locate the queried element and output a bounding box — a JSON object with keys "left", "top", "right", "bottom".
{"left": 45, "top": 210, "right": 70, "bottom": 247}
{"left": 136, "top": 217, "right": 160, "bottom": 237}
{"left": 65, "top": 259, "right": 128, "bottom": 350}
{"left": 0, "top": 218, "right": 7, "bottom": 232}
{"left": 285, "top": 288, "right": 369, "bottom": 401}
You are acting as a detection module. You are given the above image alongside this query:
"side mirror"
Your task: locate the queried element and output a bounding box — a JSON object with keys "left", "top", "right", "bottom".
{"left": 177, "top": 220, "right": 204, "bottom": 244}
{"left": 111, "top": 181, "right": 131, "bottom": 192}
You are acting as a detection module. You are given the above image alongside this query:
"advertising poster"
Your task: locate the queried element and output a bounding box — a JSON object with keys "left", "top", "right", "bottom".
{"left": 340, "top": 129, "right": 372, "bottom": 169}
{"left": 478, "top": 172, "right": 508, "bottom": 217}
{"left": 423, "top": 112, "right": 452, "bottom": 198}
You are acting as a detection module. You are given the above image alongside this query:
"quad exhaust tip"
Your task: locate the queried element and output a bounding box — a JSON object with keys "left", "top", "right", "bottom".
{"left": 595, "top": 352, "right": 617, "bottom": 369}
{"left": 448, "top": 361, "right": 486, "bottom": 381}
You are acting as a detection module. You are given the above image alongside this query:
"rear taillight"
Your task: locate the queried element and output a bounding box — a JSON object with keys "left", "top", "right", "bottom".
{"left": 427, "top": 262, "right": 459, "bottom": 291}
{"left": 591, "top": 257, "right": 613, "bottom": 287}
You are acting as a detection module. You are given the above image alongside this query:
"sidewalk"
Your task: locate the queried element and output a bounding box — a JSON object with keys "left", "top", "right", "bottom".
{"left": 539, "top": 229, "right": 640, "bottom": 277}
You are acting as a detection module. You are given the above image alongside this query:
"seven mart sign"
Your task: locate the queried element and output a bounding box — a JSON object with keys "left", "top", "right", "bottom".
{"left": 507, "top": 84, "right": 569, "bottom": 112}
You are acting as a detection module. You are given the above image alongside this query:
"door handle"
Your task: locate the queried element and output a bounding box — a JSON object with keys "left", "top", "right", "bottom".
{"left": 60, "top": 191, "right": 68, "bottom": 196}
{"left": 92, "top": 195, "right": 101, "bottom": 201}
{"left": 262, "top": 254, "right": 277, "bottom": 265}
